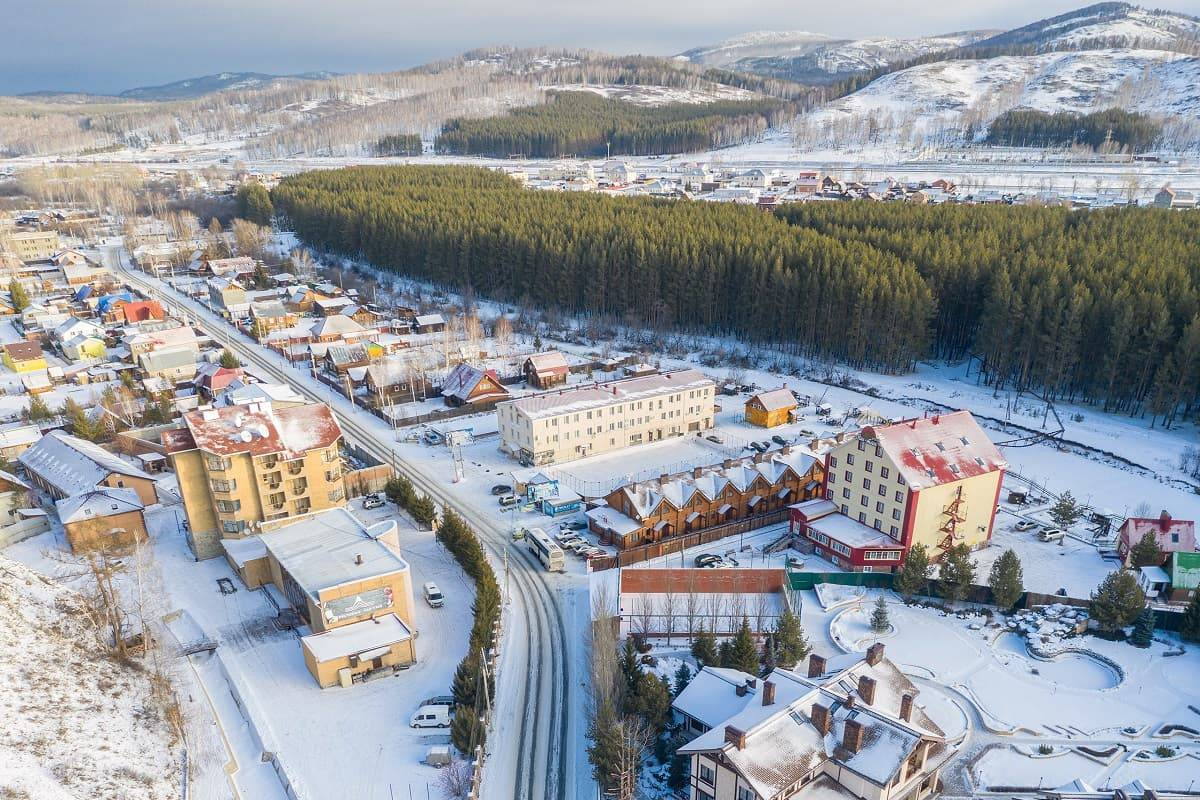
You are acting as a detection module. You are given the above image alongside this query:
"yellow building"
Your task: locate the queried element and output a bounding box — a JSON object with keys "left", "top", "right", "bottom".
{"left": 792, "top": 411, "right": 1006, "bottom": 571}
{"left": 4, "top": 230, "right": 59, "bottom": 262}
{"left": 2, "top": 342, "right": 47, "bottom": 373}
{"left": 162, "top": 400, "right": 347, "bottom": 560}
{"left": 745, "top": 387, "right": 798, "bottom": 428}
{"left": 223, "top": 508, "right": 417, "bottom": 688}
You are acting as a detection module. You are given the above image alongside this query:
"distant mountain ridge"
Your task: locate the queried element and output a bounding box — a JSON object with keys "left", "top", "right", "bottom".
{"left": 118, "top": 70, "right": 338, "bottom": 100}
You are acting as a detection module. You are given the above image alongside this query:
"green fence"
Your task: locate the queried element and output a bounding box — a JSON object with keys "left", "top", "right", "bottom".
{"left": 786, "top": 571, "right": 895, "bottom": 591}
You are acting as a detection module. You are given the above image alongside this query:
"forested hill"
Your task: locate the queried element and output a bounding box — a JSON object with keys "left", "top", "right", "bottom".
{"left": 273, "top": 166, "right": 1200, "bottom": 423}
{"left": 434, "top": 92, "right": 790, "bottom": 157}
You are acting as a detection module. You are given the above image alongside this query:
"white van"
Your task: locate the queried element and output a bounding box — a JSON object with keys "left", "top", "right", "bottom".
{"left": 410, "top": 704, "right": 451, "bottom": 728}
{"left": 423, "top": 582, "right": 445, "bottom": 608}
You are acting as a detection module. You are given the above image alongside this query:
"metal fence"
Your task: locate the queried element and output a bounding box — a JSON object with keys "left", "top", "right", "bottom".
{"left": 591, "top": 509, "right": 790, "bottom": 570}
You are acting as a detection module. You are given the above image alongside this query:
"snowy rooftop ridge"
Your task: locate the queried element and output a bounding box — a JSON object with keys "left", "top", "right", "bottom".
{"left": 502, "top": 368, "right": 713, "bottom": 419}
{"left": 18, "top": 430, "right": 154, "bottom": 498}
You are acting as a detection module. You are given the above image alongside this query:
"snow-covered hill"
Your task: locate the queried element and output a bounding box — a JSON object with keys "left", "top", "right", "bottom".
{"left": 794, "top": 49, "right": 1200, "bottom": 148}
{"left": 975, "top": 2, "right": 1200, "bottom": 51}
{"left": 678, "top": 30, "right": 993, "bottom": 84}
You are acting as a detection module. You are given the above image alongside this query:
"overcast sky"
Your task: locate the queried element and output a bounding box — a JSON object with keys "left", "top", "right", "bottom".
{"left": 5, "top": 0, "right": 1199, "bottom": 95}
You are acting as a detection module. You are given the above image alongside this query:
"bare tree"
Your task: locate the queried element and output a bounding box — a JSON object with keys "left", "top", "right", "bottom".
{"left": 493, "top": 315, "right": 514, "bottom": 359}
{"left": 684, "top": 572, "right": 701, "bottom": 643}
{"left": 437, "top": 758, "right": 475, "bottom": 799}
{"left": 660, "top": 578, "right": 677, "bottom": 646}
{"left": 631, "top": 594, "right": 654, "bottom": 641}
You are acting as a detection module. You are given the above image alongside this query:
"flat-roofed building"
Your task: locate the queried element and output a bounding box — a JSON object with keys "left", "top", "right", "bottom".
{"left": 4, "top": 230, "right": 59, "bottom": 262}
{"left": 162, "top": 400, "right": 346, "bottom": 560}
{"left": 497, "top": 368, "right": 715, "bottom": 466}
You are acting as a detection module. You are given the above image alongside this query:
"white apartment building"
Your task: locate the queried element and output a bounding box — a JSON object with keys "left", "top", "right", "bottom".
{"left": 497, "top": 369, "right": 716, "bottom": 466}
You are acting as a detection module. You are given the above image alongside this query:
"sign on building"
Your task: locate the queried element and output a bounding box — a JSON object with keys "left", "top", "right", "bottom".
{"left": 322, "top": 586, "right": 394, "bottom": 624}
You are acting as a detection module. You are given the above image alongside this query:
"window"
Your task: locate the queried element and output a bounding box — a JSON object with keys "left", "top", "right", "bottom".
{"left": 876, "top": 501, "right": 884, "bottom": 513}
{"left": 878, "top": 485, "right": 886, "bottom": 497}
{"left": 860, "top": 496, "right": 868, "bottom": 507}
{"left": 865, "top": 460, "right": 873, "bottom": 473}
{"left": 890, "top": 525, "right": 898, "bottom": 536}
{"left": 215, "top": 499, "right": 241, "bottom": 513}
{"left": 1172, "top": 533, "right": 1180, "bottom": 543}
{"left": 842, "top": 488, "right": 851, "bottom": 500}
{"left": 205, "top": 455, "right": 231, "bottom": 471}
{"left": 862, "top": 478, "right": 871, "bottom": 490}
{"left": 211, "top": 479, "right": 236, "bottom": 493}
{"left": 737, "top": 787, "right": 756, "bottom": 800}
{"left": 897, "top": 475, "right": 905, "bottom": 486}
{"left": 696, "top": 791, "right": 715, "bottom": 800}
{"left": 846, "top": 453, "right": 855, "bottom": 465}
{"left": 844, "top": 470, "right": 852, "bottom": 482}
{"left": 893, "top": 508, "right": 901, "bottom": 521}
{"left": 895, "top": 491, "right": 904, "bottom": 503}
{"left": 873, "top": 519, "right": 882, "bottom": 530}
{"left": 698, "top": 764, "right": 715, "bottom": 785}
{"left": 858, "top": 512, "right": 866, "bottom": 523}
{"left": 880, "top": 466, "right": 890, "bottom": 479}
{"left": 827, "top": 472, "right": 835, "bottom": 484}
{"left": 221, "top": 520, "right": 245, "bottom": 533}
{"left": 829, "top": 456, "right": 838, "bottom": 468}
{"left": 857, "top": 440, "right": 865, "bottom": 451}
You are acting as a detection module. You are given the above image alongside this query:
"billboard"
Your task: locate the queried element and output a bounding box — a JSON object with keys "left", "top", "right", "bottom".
{"left": 322, "top": 586, "right": 394, "bottom": 624}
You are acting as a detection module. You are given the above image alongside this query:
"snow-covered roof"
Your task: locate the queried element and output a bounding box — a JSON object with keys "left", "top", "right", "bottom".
{"left": 19, "top": 430, "right": 153, "bottom": 497}
{"left": 503, "top": 369, "right": 713, "bottom": 420}
{"left": 672, "top": 666, "right": 762, "bottom": 728}
{"left": 214, "top": 381, "right": 306, "bottom": 408}
{"left": 748, "top": 387, "right": 797, "bottom": 413}
{"left": 808, "top": 512, "right": 898, "bottom": 549}
{"left": 441, "top": 363, "right": 509, "bottom": 403}
{"left": 261, "top": 508, "right": 406, "bottom": 598}
{"left": 524, "top": 350, "right": 570, "bottom": 374}
{"left": 865, "top": 411, "right": 1005, "bottom": 491}
{"left": 164, "top": 399, "right": 341, "bottom": 459}
{"left": 0, "top": 424, "right": 42, "bottom": 450}
{"left": 55, "top": 487, "right": 144, "bottom": 524}
{"left": 585, "top": 505, "right": 642, "bottom": 537}
{"left": 301, "top": 612, "right": 412, "bottom": 662}
{"left": 414, "top": 313, "right": 445, "bottom": 327}
{"left": 309, "top": 314, "right": 367, "bottom": 338}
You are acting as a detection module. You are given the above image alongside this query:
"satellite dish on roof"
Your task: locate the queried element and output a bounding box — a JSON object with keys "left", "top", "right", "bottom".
{"left": 239, "top": 430, "right": 253, "bottom": 443}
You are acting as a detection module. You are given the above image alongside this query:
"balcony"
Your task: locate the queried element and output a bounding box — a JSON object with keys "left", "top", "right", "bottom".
{"left": 290, "top": 479, "right": 309, "bottom": 496}
{"left": 286, "top": 461, "right": 305, "bottom": 476}
{"left": 294, "top": 500, "right": 311, "bottom": 515}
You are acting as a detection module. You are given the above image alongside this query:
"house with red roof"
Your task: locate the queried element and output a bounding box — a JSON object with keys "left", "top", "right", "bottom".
{"left": 1117, "top": 511, "right": 1195, "bottom": 566}
{"left": 790, "top": 411, "right": 1006, "bottom": 571}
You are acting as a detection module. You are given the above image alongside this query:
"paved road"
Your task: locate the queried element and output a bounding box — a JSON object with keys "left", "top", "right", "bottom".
{"left": 105, "top": 245, "right": 573, "bottom": 800}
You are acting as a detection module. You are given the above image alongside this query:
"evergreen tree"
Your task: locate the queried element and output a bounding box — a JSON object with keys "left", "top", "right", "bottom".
{"left": 619, "top": 637, "right": 641, "bottom": 702}
{"left": 1180, "top": 592, "right": 1200, "bottom": 643}
{"left": 772, "top": 609, "right": 810, "bottom": 667}
{"left": 630, "top": 673, "right": 671, "bottom": 733}
{"left": 61, "top": 398, "right": 102, "bottom": 442}
{"left": 1090, "top": 571, "right": 1146, "bottom": 632}
{"left": 24, "top": 393, "right": 53, "bottom": 422}
{"left": 717, "top": 639, "right": 733, "bottom": 669}
{"left": 668, "top": 754, "right": 689, "bottom": 792}
{"left": 1129, "top": 606, "right": 1156, "bottom": 648}
{"left": 938, "top": 543, "right": 976, "bottom": 606}
{"left": 690, "top": 625, "right": 717, "bottom": 667}
{"left": 218, "top": 349, "right": 241, "bottom": 369}
{"left": 727, "top": 618, "right": 760, "bottom": 676}
{"left": 8, "top": 278, "right": 29, "bottom": 313}
{"left": 870, "top": 596, "right": 890, "bottom": 634}
{"left": 450, "top": 703, "right": 484, "bottom": 753}
{"left": 671, "top": 662, "right": 692, "bottom": 697}
{"left": 236, "top": 182, "right": 274, "bottom": 226}
{"left": 988, "top": 549, "right": 1025, "bottom": 611}
{"left": 895, "top": 543, "right": 930, "bottom": 600}
{"left": 409, "top": 494, "right": 437, "bottom": 527}
{"left": 1129, "top": 531, "right": 1163, "bottom": 568}
{"left": 1049, "top": 491, "right": 1083, "bottom": 529}
{"left": 451, "top": 654, "right": 479, "bottom": 708}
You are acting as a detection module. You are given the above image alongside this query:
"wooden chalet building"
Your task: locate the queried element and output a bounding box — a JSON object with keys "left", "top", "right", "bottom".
{"left": 523, "top": 351, "right": 570, "bottom": 389}
{"left": 441, "top": 363, "right": 510, "bottom": 407}
{"left": 587, "top": 448, "right": 823, "bottom": 549}
{"left": 745, "top": 387, "right": 798, "bottom": 428}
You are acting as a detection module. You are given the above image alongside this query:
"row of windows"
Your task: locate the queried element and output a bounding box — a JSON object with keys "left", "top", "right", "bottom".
{"left": 838, "top": 503, "right": 901, "bottom": 538}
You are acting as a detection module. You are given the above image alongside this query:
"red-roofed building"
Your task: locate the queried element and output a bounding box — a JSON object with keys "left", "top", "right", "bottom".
{"left": 162, "top": 400, "right": 346, "bottom": 559}
{"left": 195, "top": 362, "right": 243, "bottom": 398}
{"left": 1117, "top": 512, "right": 1195, "bottom": 566}
{"left": 116, "top": 299, "right": 165, "bottom": 324}
{"left": 791, "top": 411, "right": 1006, "bottom": 570}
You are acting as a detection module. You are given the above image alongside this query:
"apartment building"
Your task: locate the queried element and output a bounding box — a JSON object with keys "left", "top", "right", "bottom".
{"left": 3, "top": 230, "right": 60, "bottom": 262}
{"left": 791, "top": 411, "right": 1005, "bottom": 571}
{"left": 497, "top": 369, "right": 716, "bottom": 466}
{"left": 162, "top": 400, "right": 346, "bottom": 559}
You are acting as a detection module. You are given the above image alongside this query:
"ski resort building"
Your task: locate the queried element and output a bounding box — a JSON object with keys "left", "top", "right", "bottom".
{"left": 674, "top": 644, "right": 950, "bottom": 800}
{"left": 791, "top": 411, "right": 1005, "bottom": 571}
{"left": 497, "top": 368, "right": 716, "bottom": 466}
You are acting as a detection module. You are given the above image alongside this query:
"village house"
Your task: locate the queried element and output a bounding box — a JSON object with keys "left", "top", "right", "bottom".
{"left": 55, "top": 487, "right": 148, "bottom": 553}
{"left": 0, "top": 424, "right": 42, "bottom": 461}
{"left": 523, "top": 351, "right": 570, "bottom": 389}
{"left": 18, "top": 430, "right": 160, "bottom": 506}
{"left": 203, "top": 256, "right": 257, "bottom": 277}
{"left": 208, "top": 278, "right": 250, "bottom": 319}
{"left": 1117, "top": 511, "right": 1196, "bottom": 566}
{"left": 1154, "top": 186, "right": 1197, "bottom": 209}
{"left": 195, "top": 362, "right": 244, "bottom": 399}
{"left": 498, "top": 369, "right": 716, "bottom": 466}
{"left": 126, "top": 324, "right": 200, "bottom": 358}
{"left": 285, "top": 285, "right": 329, "bottom": 313}
{"left": 441, "top": 363, "right": 510, "bottom": 407}
{"left": 587, "top": 448, "right": 823, "bottom": 549}
{"left": 221, "top": 508, "right": 417, "bottom": 688}
{"left": 138, "top": 345, "right": 201, "bottom": 383}
{"left": 2, "top": 341, "right": 47, "bottom": 373}
{"left": 161, "top": 400, "right": 346, "bottom": 559}
{"left": 0, "top": 470, "right": 49, "bottom": 547}
{"left": 108, "top": 299, "right": 165, "bottom": 325}
{"left": 325, "top": 343, "right": 379, "bottom": 375}
{"left": 308, "top": 314, "right": 373, "bottom": 345}
{"left": 674, "top": 644, "right": 950, "bottom": 800}
{"left": 413, "top": 313, "right": 446, "bottom": 334}
{"left": 745, "top": 388, "right": 798, "bottom": 428}
{"left": 249, "top": 300, "right": 298, "bottom": 339}
{"left": 791, "top": 411, "right": 1006, "bottom": 572}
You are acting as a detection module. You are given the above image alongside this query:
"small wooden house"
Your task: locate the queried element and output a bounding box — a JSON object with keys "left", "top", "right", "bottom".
{"left": 745, "top": 388, "right": 797, "bottom": 428}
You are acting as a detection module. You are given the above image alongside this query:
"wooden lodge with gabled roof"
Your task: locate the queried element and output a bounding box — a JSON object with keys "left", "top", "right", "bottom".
{"left": 587, "top": 447, "right": 824, "bottom": 549}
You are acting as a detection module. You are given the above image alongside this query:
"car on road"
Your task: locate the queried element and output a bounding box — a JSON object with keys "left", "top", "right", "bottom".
{"left": 693, "top": 553, "right": 722, "bottom": 568}
{"left": 771, "top": 435, "right": 788, "bottom": 446}
{"left": 511, "top": 527, "right": 527, "bottom": 541}
{"left": 361, "top": 493, "right": 385, "bottom": 510}
{"left": 1013, "top": 519, "right": 1037, "bottom": 532}
{"left": 498, "top": 494, "right": 519, "bottom": 508}
{"left": 490, "top": 484, "right": 512, "bottom": 496}
{"left": 423, "top": 582, "right": 444, "bottom": 608}
{"left": 705, "top": 434, "right": 725, "bottom": 444}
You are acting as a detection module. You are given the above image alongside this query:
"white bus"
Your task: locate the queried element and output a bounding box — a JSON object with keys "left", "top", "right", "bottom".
{"left": 527, "top": 527, "right": 565, "bottom": 572}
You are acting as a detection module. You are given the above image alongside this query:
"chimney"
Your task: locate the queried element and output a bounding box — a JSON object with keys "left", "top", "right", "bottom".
{"left": 843, "top": 694, "right": 856, "bottom": 711}
{"left": 354, "top": 553, "right": 364, "bottom": 565}
{"left": 1159, "top": 510, "right": 1172, "bottom": 531}
{"left": 659, "top": 473, "right": 669, "bottom": 486}
{"left": 842, "top": 719, "right": 865, "bottom": 754}
{"left": 810, "top": 703, "right": 831, "bottom": 735}
{"left": 762, "top": 680, "right": 776, "bottom": 706}
{"left": 693, "top": 466, "right": 703, "bottom": 479}
{"left": 723, "top": 459, "right": 735, "bottom": 470}
{"left": 724, "top": 725, "right": 747, "bottom": 750}
{"left": 746, "top": 678, "right": 757, "bottom": 690}
{"left": 835, "top": 432, "right": 845, "bottom": 444}
{"left": 899, "top": 692, "right": 914, "bottom": 723}
{"left": 782, "top": 445, "right": 791, "bottom": 455}
{"left": 932, "top": 415, "right": 940, "bottom": 425}
{"left": 753, "top": 452, "right": 764, "bottom": 464}
{"left": 808, "top": 653, "right": 827, "bottom": 678}
{"left": 736, "top": 683, "right": 747, "bottom": 697}
{"left": 858, "top": 676, "right": 877, "bottom": 705}
{"left": 866, "top": 642, "right": 885, "bottom": 666}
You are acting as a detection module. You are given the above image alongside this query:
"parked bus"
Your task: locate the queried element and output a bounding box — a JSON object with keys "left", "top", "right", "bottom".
{"left": 527, "top": 527, "right": 565, "bottom": 572}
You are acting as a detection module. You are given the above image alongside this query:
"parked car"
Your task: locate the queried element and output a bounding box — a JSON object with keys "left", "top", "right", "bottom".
{"left": 1013, "top": 519, "right": 1037, "bottom": 532}
{"left": 760, "top": 441, "right": 772, "bottom": 450}
{"left": 694, "top": 553, "right": 722, "bottom": 568}
{"left": 410, "top": 704, "right": 451, "bottom": 728}
{"left": 771, "top": 435, "right": 788, "bottom": 446}
{"left": 786, "top": 554, "right": 806, "bottom": 569}
{"left": 799, "top": 429, "right": 816, "bottom": 437}
{"left": 511, "top": 527, "right": 527, "bottom": 541}
{"left": 423, "top": 582, "right": 444, "bottom": 608}
{"left": 490, "top": 484, "right": 513, "bottom": 496}
{"left": 361, "top": 493, "right": 385, "bottom": 510}
{"left": 748, "top": 441, "right": 767, "bottom": 453}
{"left": 498, "top": 494, "right": 519, "bottom": 508}
{"left": 1038, "top": 527, "right": 1066, "bottom": 542}
{"left": 705, "top": 434, "right": 725, "bottom": 444}
{"left": 563, "top": 519, "right": 588, "bottom": 531}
